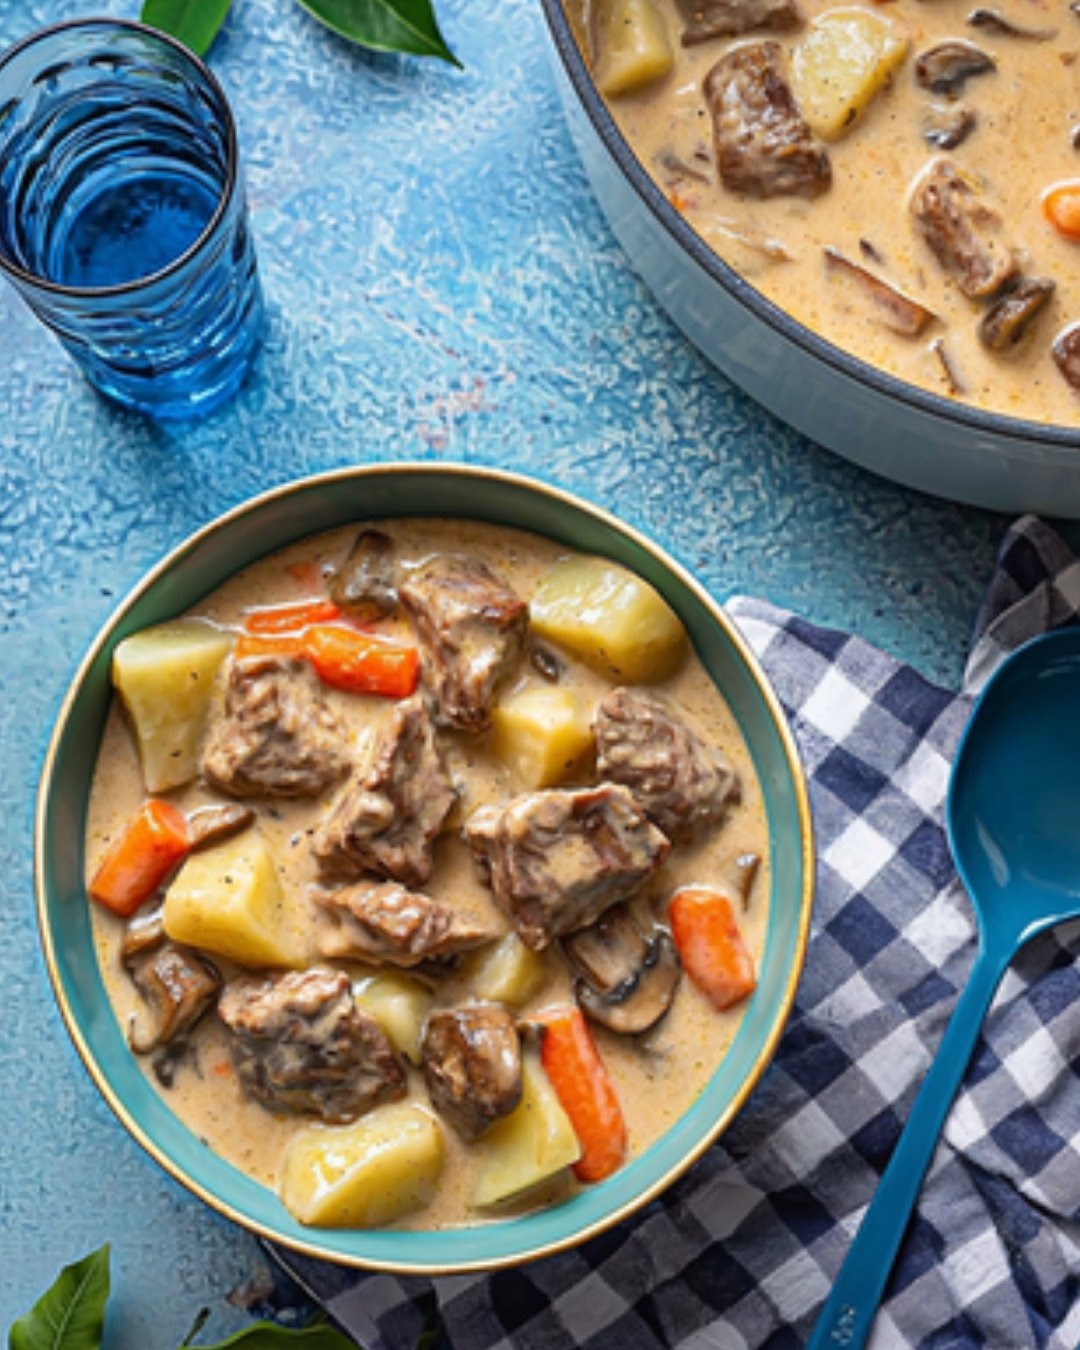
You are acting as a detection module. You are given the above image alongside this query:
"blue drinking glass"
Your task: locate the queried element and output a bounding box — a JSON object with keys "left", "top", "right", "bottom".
{"left": 0, "top": 18, "right": 265, "bottom": 419}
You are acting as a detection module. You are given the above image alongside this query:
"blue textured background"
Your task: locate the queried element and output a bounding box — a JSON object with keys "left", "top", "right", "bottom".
{"left": 0, "top": 0, "right": 1060, "bottom": 1340}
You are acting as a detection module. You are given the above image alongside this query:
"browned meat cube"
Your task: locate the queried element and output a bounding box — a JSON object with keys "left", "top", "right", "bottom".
{"left": 313, "top": 697, "right": 456, "bottom": 887}
{"left": 202, "top": 654, "right": 350, "bottom": 798}
{"left": 422, "top": 1005, "right": 522, "bottom": 1140}
{"left": 677, "top": 0, "right": 801, "bottom": 45}
{"left": 705, "top": 42, "right": 831, "bottom": 200}
{"left": 909, "top": 159, "right": 1017, "bottom": 301}
{"left": 595, "top": 688, "right": 740, "bottom": 837}
{"left": 314, "top": 881, "right": 496, "bottom": 966}
{"left": 399, "top": 555, "right": 527, "bottom": 733}
{"left": 218, "top": 967, "right": 405, "bottom": 1123}
{"left": 465, "top": 784, "right": 670, "bottom": 950}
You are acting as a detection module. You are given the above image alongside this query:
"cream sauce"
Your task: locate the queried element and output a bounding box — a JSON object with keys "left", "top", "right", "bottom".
{"left": 577, "top": 0, "right": 1080, "bottom": 426}
{"left": 87, "top": 518, "right": 769, "bottom": 1230}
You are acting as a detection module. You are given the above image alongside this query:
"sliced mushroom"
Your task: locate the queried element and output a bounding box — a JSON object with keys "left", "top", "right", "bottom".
{"left": 186, "top": 803, "right": 255, "bottom": 851}
{"left": 931, "top": 337, "right": 966, "bottom": 396}
{"left": 730, "top": 852, "right": 761, "bottom": 910}
{"left": 824, "top": 247, "right": 937, "bottom": 337}
{"left": 967, "top": 8, "right": 1056, "bottom": 40}
{"left": 127, "top": 943, "right": 222, "bottom": 1055}
{"left": 560, "top": 904, "right": 681, "bottom": 1035}
{"left": 914, "top": 41, "right": 995, "bottom": 97}
{"left": 327, "top": 528, "right": 397, "bottom": 621}
{"left": 923, "top": 105, "right": 978, "bottom": 151}
{"left": 1052, "top": 322, "right": 1080, "bottom": 392}
{"left": 121, "top": 902, "right": 167, "bottom": 961}
{"left": 978, "top": 276, "right": 1056, "bottom": 352}
{"left": 530, "top": 643, "right": 562, "bottom": 682}
{"left": 712, "top": 217, "right": 792, "bottom": 262}
{"left": 657, "top": 147, "right": 712, "bottom": 184}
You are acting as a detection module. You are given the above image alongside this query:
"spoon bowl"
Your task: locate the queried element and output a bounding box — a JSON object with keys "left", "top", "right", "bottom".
{"left": 948, "top": 627, "right": 1080, "bottom": 945}
{"left": 809, "top": 626, "right": 1080, "bottom": 1350}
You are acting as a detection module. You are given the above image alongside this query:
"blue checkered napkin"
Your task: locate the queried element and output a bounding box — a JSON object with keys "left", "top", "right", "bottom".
{"left": 273, "top": 516, "right": 1080, "bottom": 1350}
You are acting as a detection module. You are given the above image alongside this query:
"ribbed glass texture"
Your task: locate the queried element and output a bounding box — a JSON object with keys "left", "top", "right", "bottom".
{"left": 0, "top": 20, "right": 264, "bottom": 418}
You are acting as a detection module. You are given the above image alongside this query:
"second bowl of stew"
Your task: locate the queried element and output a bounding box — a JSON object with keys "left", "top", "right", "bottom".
{"left": 541, "top": 0, "right": 1080, "bottom": 514}
{"left": 36, "top": 463, "right": 813, "bottom": 1272}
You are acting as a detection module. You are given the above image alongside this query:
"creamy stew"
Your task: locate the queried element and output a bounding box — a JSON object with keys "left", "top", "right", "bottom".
{"left": 86, "top": 518, "right": 768, "bottom": 1231}
{"left": 573, "top": 0, "right": 1080, "bottom": 425}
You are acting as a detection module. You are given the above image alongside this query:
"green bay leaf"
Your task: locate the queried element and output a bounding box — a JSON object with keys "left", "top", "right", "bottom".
{"left": 140, "top": 0, "right": 234, "bottom": 56}
{"left": 293, "top": 0, "right": 461, "bottom": 65}
{"left": 189, "top": 1319, "right": 361, "bottom": 1349}
{"left": 8, "top": 1247, "right": 111, "bottom": 1350}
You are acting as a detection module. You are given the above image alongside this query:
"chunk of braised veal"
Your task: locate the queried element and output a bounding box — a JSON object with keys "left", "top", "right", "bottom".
{"left": 399, "top": 555, "right": 528, "bottom": 733}
{"left": 218, "top": 967, "right": 406, "bottom": 1123}
{"left": 421, "top": 1005, "right": 523, "bottom": 1140}
{"left": 676, "top": 0, "right": 801, "bottom": 45}
{"left": 313, "top": 696, "right": 456, "bottom": 887}
{"left": 203, "top": 654, "right": 350, "bottom": 798}
{"left": 1052, "top": 322, "right": 1080, "bottom": 392}
{"left": 978, "top": 276, "right": 1056, "bottom": 352}
{"left": 909, "top": 159, "right": 1017, "bottom": 300}
{"left": 595, "top": 688, "right": 740, "bottom": 837}
{"left": 465, "top": 784, "right": 670, "bottom": 951}
{"left": 314, "top": 881, "right": 496, "bottom": 966}
{"left": 704, "top": 42, "right": 831, "bottom": 200}
{"left": 327, "top": 529, "right": 398, "bottom": 622}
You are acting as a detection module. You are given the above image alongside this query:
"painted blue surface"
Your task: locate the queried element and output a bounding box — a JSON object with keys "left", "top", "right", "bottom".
{"left": 0, "top": 0, "right": 1072, "bottom": 1341}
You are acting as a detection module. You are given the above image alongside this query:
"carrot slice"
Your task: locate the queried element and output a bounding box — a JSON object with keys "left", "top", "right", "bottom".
{"left": 89, "top": 799, "right": 191, "bottom": 918}
{"left": 302, "top": 625, "right": 420, "bottom": 699}
{"left": 232, "top": 633, "right": 306, "bottom": 662}
{"left": 668, "top": 887, "right": 757, "bottom": 1012}
{"left": 538, "top": 1006, "right": 627, "bottom": 1183}
{"left": 243, "top": 600, "right": 342, "bottom": 634}
{"left": 1043, "top": 181, "right": 1080, "bottom": 240}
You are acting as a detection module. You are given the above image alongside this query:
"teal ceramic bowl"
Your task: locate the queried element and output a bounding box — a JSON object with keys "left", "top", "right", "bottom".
{"left": 36, "top": 463, "right": 814, "bottom": 1273}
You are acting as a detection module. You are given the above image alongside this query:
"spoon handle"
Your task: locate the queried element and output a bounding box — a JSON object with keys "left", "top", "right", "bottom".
{"left": 805, "top": 943, "right": 1008, "bottom": 1350}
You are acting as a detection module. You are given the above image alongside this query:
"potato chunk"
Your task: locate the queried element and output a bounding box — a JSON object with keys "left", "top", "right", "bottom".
{"left": 163, "top": 832, "right": 307, "bottom": 969}
{"left": 530, "top": 557, "right": 687, "bottom": 684}
{"left": 492, "top": 684, "right": 594, "bottom": 788}
{"left": 353, "top": 971, "right": 433, "bottom": 1065}
{"left": 791, "top": 8, "right": 909, "bottom": 141}
{"left": 112, "top": 620, "right": 232, "bottom": 792}
{"left": 279, "top": 1102, "right": 444, "bottom": 1228}
{"left": 467, "top": 934, "right": 547, "bottom": 1007}
{"left": 591, "top": 0, "right": 674, "bottom": 96}
{"left": 472, "top": 1054, "right": 581, "bottom": 1208}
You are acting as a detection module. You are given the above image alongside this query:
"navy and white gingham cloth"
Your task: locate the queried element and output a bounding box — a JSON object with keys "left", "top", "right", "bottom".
{"left": 273, "top": 516, "right": 1080, "bottom": 1349}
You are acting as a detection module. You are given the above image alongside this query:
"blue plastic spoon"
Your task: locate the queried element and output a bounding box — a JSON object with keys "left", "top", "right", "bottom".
{"left": 807, "top": 627, "right": 1080, "bottom": 1350}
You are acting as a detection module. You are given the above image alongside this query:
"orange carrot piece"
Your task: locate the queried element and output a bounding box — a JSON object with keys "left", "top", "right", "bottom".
{"left": 668, "top": 887, "right": 757, "bottom": 1012}
{"left": 302, "top": 625, "right": 420, "bottom": 699}
{"left": 243, "top": 599, "right": 342, "bottom": 634}
{"left": 539, "top": 1006, "right": 627, "bottom": 1183}
{"left": 232, "top": 633, "right": 306, "bottom": 662}
{"left": 89, "top": 799, "right": 191, "bottom": 918}
{"left": 1043, "top": 181, "right": 1080, "bottom": 240}
{"left": 285, "top": 560, "right": 323, "bottom": 588}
